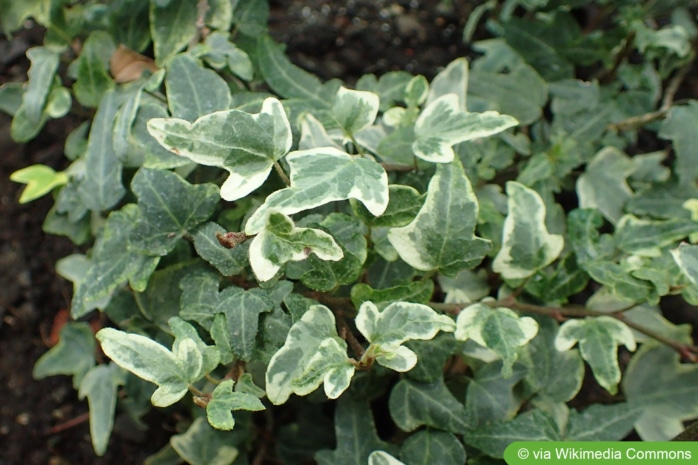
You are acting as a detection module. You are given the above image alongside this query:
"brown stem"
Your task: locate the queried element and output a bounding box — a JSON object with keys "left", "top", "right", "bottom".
{"left": 44, "top": 412, "right": 90, "bottom": 435}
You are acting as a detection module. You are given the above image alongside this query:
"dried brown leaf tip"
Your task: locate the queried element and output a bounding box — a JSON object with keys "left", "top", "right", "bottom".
{"left": 110, "top": 44, "right": 158, "bottom": 83}
{"left": 216, "top": 231, "right": 249, "bottom": 249}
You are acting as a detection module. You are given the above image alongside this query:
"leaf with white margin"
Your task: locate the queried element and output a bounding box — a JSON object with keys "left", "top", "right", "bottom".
{"left": 332, "top": 86, "right": 379, "bottom": 138}
{"left": 147, "top": 97, "right": 291, "bottom": 201}
{"left": 96, "top": 328, "right": 189, "bottom": 407}
{"left": 169, "top": 317, "right": 220, "bottom": 381}
{"left": 426, "top": 57, "right": 468, "bottom": 111}
{"left": 356, "top": 301, "right": 455, "bottom": 372}
{"left": 299, "top": 112, "right": 341, "bottom": 150}
{"left": 672, "top": 242, "right": 698, "bottom": 285}
{"left": 454, "top": 303, "right": 538, "bottom": 377}
{"left": 555, "top": 316, "right": 636, "bottom": 395}
{"left": 369, "top": 451, "right": 405, "bottom": 465}
{"left": 245, "top": 147, "right": 389, "bottom": 234}
{"left": 249, "top": 211, "right": 343, "bottom": 282}
{"left": 292, "top": 338, "right": 355, "bottom": 399}
{"left": 265, "top": 305, "right": 354, "bottom": 405}
{"left": 388, "top": 158, "right": 491, "bottom": 276}
{"left": 493, "top": 181, "right": 564, "bottom": 280}
{"left": 412, "top": 93, "right": 518, "bottom": 163}
{"left": 206, "top": 379, "right": 265, "bottom": 430}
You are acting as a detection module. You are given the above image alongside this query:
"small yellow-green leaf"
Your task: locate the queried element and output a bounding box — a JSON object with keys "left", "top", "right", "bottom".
{"left": 10, "top": 164, "right": 68, "bottom": 203}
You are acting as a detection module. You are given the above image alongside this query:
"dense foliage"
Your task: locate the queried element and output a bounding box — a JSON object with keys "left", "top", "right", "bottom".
{"left": 3, "top": 0, "right": 698, "bottom": 463}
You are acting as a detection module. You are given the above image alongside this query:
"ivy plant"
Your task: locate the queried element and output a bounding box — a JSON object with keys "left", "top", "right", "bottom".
{"left": 5, "top": 0, "right": 698, "bottom": 463}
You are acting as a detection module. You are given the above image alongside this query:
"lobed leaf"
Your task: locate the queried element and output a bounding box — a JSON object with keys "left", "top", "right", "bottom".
{"left": 206, "top": 379, "right": 265, "bottom": 430}
{"left": 78, "top": 364, "right": 126, "bottom": 456}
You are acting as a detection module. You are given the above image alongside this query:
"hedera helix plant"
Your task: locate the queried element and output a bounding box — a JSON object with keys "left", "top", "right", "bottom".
{"left": 5, "top": 0, "right": 698, "bottom": 462}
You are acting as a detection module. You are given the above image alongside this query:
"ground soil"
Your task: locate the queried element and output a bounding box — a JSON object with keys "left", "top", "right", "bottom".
{"left": 0, "top": 1, "right": 474, "bottom": 464}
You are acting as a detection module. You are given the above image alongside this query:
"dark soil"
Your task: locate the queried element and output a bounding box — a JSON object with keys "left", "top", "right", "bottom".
{"left": 0, "top": 1, "right": 474, "bottom": 464}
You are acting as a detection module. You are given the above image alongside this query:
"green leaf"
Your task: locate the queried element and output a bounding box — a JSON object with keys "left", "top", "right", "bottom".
{"left": 352, "top": 184, "right": 424, "bottom": 228}
{"left": 129, "top": 168, "right": 219, "bottom": 255}
{"left": 412, "top": 94, "right": 517, "bottom": 163}
{"left": 165, "top": 53, "right": 232, "bottom": 122}
{"left": 315, "top": 398, "right": 396, "bottom": 465}
{"left": 564, "top": 402, "right": 640, "bottom": 441}
{"left": 71, "top": 205, "right": 159, "bottom": 317}
{"left": 356, "top": 301, "right": 455, "bottom": 372}
{"left": 350, "top": 281, "right": 434, "bottom": 309}
{"left": 465, "top": 409, "right": 560, "bottom": 458}
{"left": 149, "top": 0, "right": 198, "bottom": 65}
{"left": 217, "top": 286, "right": 274, "bottom": 360}
{"left": 388, "top": 158, "right": 491, "bottom": 276}
{"left": 33, "top": 322, "right": 96, "bottom": 388}
{"left": 567, "top": 208, "right": 615, "bottom": 265}
{"left": 659, "top": 101, "right": 698, "bottom": 185}
{"left": 389, "top": 378, "right": 470, "bottom": 434}
{"left": 77, "top": 89, "right": 126, "bottom": 211}
{"left": 584, "top": 261, "right": 657, "bottom": 305}
{"left": 493, "top": 181, "right": 564, "bottom": 280}
{"left": 112, "top": 86, "right": 144, "bottom": 162}
{"left": 521, "top": 316, "right": 584, "bottom": 403}
{"left": 623, "top": 344, "right": 698, "bottom": 440}
{"left": 170, "top": 417, "right": 239, "bottom": 465}
{"left": 96, "top": 327, "right": 188, "bottom": 407}
{"left": 672, "top": 242, "right": 698, "bottom": 285}
{"left": 10, "top": 164, "right": 68, "bottom": 203}
{"left": 147, "top": 97, "right": 291, "bottom": 201}
{"left": 555, "top": 316, "right": 636, "bottom": 395}
{"left": 291, "top": 213, "right": 367, "bottom": 292}
{"left": 576, "top": 147, "right": 634, "bottom": 225}
{"left": 0, "top": 0, "right": 51, "bottom": 32}
{"left": 465, "top": 361, "right": 527, "bottom": 427}
{"left": 245, "top": 148, "right": 389, "bottom": 234}
{"left": 614, "top": 215, "right": 698, "bottom": 257}
{"left": 206, "top": 379, "right": 265, "bottom": 430}
{"left": 192, "top": 222, "right": 248, "bottom": 276}
{"left": 256, "top": 34, "right": 336, "bottom": 108}
{"left": 400, "top": 430, "right": 466, "bottom": 465}
{"left": 231, "top": 0, "right": 268, "bottom": 36}
{"left": 249, "top": 212, "right": 343, "bottom": 282}
{"left": 468, "top": 40, "right": 548, "bottom": 126}
{"left": 405, "top": 75, "right": 429, "bottom": 108}
{"left": 404, "top": 333, "right": 456, "bottom": 383}
{"left": 439, "top": 269, "right": 490, "bottom": 304}
{"left": 332, "top": 86, "right": 379, "bottom": 137}
{"left": 24, "top": 46, "right": 60, "bottom": 122}
{"left": 454, "top": 303, "right": 539, "bottom": 377}
{"left": 78, "top": 363, "right": 126, "bottom": 455}
{"left": 265, "top": 305, "right": 353, "bottom": 404}
{"left": 73, "top": 31, "right": 115, "bottom": 108}
{"left": 202, "top": 32, "right": 253, "bottom": 81}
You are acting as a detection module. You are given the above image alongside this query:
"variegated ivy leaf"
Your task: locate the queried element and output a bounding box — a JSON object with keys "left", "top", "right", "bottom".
{"left": 206, "top": 379, "right": 265, "bottom": 430}
{"left": 555, "top": 316, "right": 636, "bottom": 395}
{"left": 248, "top": 211, "right": 343, "bottom": 282}
{"left": 332, "top": 86, "right": 379, "bottom": 138}
{"left": 368, "top": 451, "right": 406, "bottom": 465}
{"left": 356, "top": 301, "right": 455, "bottom": 372}
{"left": 265, "top": 305, "right": 354, "bottom": 404}
{"left": 493, "top": 181, "right": 564, "bottom": 280}
{"left": 454, "top": 303, "right": 539, "bottom": 377}
{"left": 147, "top": 97, "right": 291, "bottom": 201}
{"left": 299, "top": 112, "right": 342, "bottom": 150}
{"left": 412, "top": 93, "right": 518, "bottom": 163}
{"left": 245, "top": 147, "right": 389, "bottom": 234}
{"left": 426, "top": 57, "right": 468, "bottom": 111}
{"left": 388, "top": 158, "right": 491, "bottom": 276}
{"left": 672, "top": 242, "right": 698, "bottom": 285}
{"left": 96, "top": 317, "right": 220, "bottom": 407}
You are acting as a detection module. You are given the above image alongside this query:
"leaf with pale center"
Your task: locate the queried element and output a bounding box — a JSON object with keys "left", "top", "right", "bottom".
{"left": 672, "top": 242, "right": 698, "bottom": 285}
{"left": 248, "top": 211, "right": 343, "bottom": 282}
{"left": 555, "top": 316, "right": 636, "bottom": 395}
{"left": 147, "top": 97, "right": 291, "bottom": 201}
{"left": 356, "top": 301, "right": 455, "bottom": 372}
{"left": 493, "top": 181, "right": 564, "bottom": 280}
{"left": 388, "top": 158, "right": 491, "bottom": 275}
{"left": 412, "top": 93, "right": 517, "bottom": 163}
{"left": 454, "top": 303, "right": 539, "bottom": 377}
{"left": 245, "top": 147, "right": 389, "bottom": 234}
{"left": 265, "top": 305, "right": 354, "bottom": 404}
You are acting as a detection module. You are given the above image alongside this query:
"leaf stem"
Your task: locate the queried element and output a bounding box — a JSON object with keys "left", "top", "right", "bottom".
{"left": 273, "top": 161, "right": 291, "bottom": 186}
